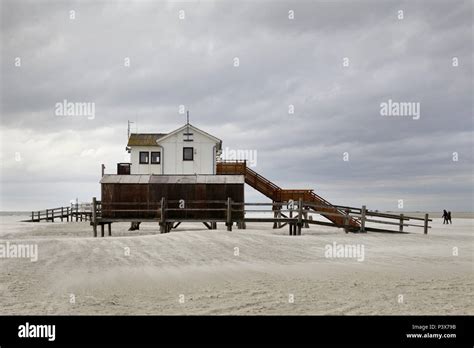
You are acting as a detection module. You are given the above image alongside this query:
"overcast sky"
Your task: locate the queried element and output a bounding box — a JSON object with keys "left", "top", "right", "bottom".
{"left": 1, "top": 0, "right": 472, "bottom": 212}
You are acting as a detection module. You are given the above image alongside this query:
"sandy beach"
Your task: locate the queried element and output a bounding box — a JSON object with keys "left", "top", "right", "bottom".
{"left": 0, "top": 213, "right": 472, "bottom": 315}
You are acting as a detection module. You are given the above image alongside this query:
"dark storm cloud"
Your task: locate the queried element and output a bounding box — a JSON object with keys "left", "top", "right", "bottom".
{"left": 0, "top": 0, "right": 472, "bottom": 211}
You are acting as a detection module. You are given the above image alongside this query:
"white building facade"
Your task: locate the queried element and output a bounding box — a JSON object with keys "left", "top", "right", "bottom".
{"left": 127, "top": 124, "right": 222, "bottom": 175}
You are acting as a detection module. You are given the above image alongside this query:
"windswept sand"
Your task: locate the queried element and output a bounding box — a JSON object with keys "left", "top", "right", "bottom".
{"left": 0, "top": 214, "right": 472, "bottom": 315}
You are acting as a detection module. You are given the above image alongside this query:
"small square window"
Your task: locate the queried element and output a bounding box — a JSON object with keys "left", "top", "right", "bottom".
{"left": 139, "top": 151, "right": 149, "bottom": 164}
{"left": 183, "top": 147, "right": 194, "bottom": 161}
{"left": 151, "top": 151, "right": 161, "bottom": 164}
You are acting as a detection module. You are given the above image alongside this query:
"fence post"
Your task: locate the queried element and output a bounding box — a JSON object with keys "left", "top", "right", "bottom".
{"left": 360, "top": 205, "right": 366, "bottom": 233}
{"left": 424, "top": 214, "right": 429, "bottom": 234}
{"left": 226, "top": 197, "right": 232, "bottom": 231}
{"left": 160, "top": 197, "right": 166, "bottom": 233}
{"left": 46, "top": 209, "right": 49, "bottom": 222}
{"left": 31, "top": 211, "right": 34, "bottom": 222}
{"left": 303, "top": 209, "right": 309, "bottom": 228}
{"left": 297, "top": 198, "right": 303, "bottom": 235}
{"left": 61, "top": 207, "right": 64, "bottom": 222}
{"left": 92, "top": 197, "right": 97, "bottom": 237}
{"left": 66, "top": 207, "right": 69, "bottom": 222}
{"left": 38, "top": 211, "right": 40, "bottom": 221}
{"left": 272, "top": 202, "right": 279, "bottom": 229}
{"left": 344, "top": 208, "right": 349, "bottom": 233}
{"left": 52, "top": 209, "right": 55, "bottom": 222}
{"left": 399, "top": 214, "right": 404, "bottom": 232}
{"left": 76, "top": 202, "right": 79, "bottom": 222}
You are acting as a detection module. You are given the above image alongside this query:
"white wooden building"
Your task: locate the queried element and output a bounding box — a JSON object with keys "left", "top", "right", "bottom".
{"left": 126, "top": 123, "right": 222, "bottom": 175}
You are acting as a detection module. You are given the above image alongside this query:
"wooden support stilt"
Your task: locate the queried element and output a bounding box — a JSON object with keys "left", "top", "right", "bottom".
{"left": 303, "top": 210, "right": 309, "bottom": 228}
{"left": 160, "top": 197, "right": 166, "bottom": 233}
{"left": 399, "top": 213, "right": 404, "bottom": 233}
{"left": 31, "top": 211, "right": 34, "bottom": 222}
{"left": 297, "top": 198, "right": 303, "bottom": 235}
{"left": 92, "top": 197, "right": 97, "bottom": 238}
{"left": 100, "top": 224, "right": 104, "bottom": 237}
{"left": 108, "top": 223, "right": 111, "bottom": 236}
{"left": 273, "top": 202, "right": 281, "bottom": 229}
{"left": 226, "top": 197, "right": 232, "bottom": 231}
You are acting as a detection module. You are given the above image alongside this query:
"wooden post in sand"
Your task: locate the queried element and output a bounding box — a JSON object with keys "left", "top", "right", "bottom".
{"left": 297, "top": 198, "right": 303, "bottom": 235}
{"left": 360, "top": 205, "right": 366, "bottom": 233}
{"left": 108, "top": 223, "right": 112, "bottom": 236}
{"left": 31, "top": 211, "right": 34, "bottom": 222}
{"left": 92, "top": 197, "right": 97, "bottom": 237}
{"left": 399, "top": 214, "right": 404, "bottom": 233}
{"left": 226, "top": 197, "right": 232, "bottom": 231}
{"left": 160, "top": 197, "right": 166, "bottom": 233}
{"left": 424, "top": 214, "right": 429, "bottom": 234}
{"left": 344, "top": 208, "right": 349, "bottom": 233}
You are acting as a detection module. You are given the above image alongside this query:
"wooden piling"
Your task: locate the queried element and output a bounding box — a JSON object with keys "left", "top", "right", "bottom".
{"left": 31, "top": 211, "right": 34, "bottom": 222}
{"left": 108, "top": 223, "right": 111, "bottom": 236}
{"left": 61, "top": 207, "right": 64, "bottom": 222}
{"left": 92, "top": 197, "right": 97, "bottom": 237}
{"left": 399, "top": 214, "right": 404, "bottom": 232}
{"left": 303, "top": 210, "right": 309, "bottom": 228}
{"left": 424, "top": 214, "right": 429, "bottom": 234}
{"left": 297, "top": 198, "right": 303, "bottom": 235}
{"left": 160, "top": 197, "right": 166, "bottom": 233}
{"left": 226, "top": 197, "right": 232, "bottom": 231}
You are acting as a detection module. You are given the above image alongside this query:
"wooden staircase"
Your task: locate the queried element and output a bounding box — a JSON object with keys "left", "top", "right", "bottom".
{"left": 216, "top": 160, "right": 360, "bottom": 230}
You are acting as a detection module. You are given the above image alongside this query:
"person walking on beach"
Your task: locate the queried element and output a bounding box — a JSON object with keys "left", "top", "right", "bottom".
{"left": 447, "top": 211, "right": 452, "bottom": 224}
{"left": 442, "top": 210, "right": 448, "bottom": 224}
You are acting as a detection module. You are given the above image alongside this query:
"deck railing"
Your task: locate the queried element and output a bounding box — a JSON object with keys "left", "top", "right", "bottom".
{"left": 91, "top": 197, "right": 431, "bottom": 237}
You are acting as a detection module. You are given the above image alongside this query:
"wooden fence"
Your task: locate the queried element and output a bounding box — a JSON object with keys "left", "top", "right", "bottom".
{"left": 90, "top": 197, "right": 431, "bottom": 237}
{"left": 28, "top": 203, "right": 97, "bottom": 222}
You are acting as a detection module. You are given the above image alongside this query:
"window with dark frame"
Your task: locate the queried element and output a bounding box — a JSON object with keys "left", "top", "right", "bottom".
{"left": 139, "top": 151, "right": 149, "bottom": 164}
{"left": 151, "top": 151, "right": 161, "bottom": 164}
{"left": 183, "top": 147, "right": 194, "bottom": 161}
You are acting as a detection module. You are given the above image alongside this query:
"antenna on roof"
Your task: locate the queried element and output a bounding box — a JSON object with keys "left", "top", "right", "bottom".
{"left": 127, "top": 120, "right": 135, "bottom": 139}
{"left": 186, "top": 110, "right": 190, "bottom": 125}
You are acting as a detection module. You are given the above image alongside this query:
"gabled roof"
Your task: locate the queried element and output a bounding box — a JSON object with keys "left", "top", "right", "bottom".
{"left": 127, "top": 133, "right": 167, "bottom": 146}
{"left": 156, "top": 123, "right": 222, "bottom": 144}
